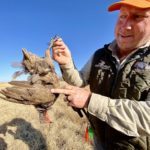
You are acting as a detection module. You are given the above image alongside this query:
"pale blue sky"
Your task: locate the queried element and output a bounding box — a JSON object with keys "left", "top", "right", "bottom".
{"left": 0, "top": 0, "right": 119, "bottom": 82}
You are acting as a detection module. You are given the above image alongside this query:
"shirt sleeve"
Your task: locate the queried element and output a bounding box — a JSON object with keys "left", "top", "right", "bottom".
{"left": 88, "top": 93, "right": 150, "bottom": 137}
{"left": 60, "top": 55, "right": 93, "bottom": 87}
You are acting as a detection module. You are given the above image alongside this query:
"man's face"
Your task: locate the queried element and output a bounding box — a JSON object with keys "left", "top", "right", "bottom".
{"left": 115, "top": 6, "right": 150, "bottom": 51}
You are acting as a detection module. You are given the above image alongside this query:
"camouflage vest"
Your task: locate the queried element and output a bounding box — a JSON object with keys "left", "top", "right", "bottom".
{"left": 89, "top": 44, "right": 150, "bottom": 150}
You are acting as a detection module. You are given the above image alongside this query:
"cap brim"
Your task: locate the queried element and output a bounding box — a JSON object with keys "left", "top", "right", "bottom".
{"left": 108, "top": 0, "right": 150, "bottom": 11}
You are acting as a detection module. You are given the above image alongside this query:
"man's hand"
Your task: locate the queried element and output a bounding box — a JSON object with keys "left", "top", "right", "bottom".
{"left": 51, "top": 85, "right": 91, "bottom": 108}
{"left": 52, "top": 38, "right": 72, "bottom": 65}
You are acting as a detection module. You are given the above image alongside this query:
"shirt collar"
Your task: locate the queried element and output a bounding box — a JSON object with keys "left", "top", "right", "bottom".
{"left": 108, "top": 40, "right": 150, "bottom": 52}
{"left": 108, "top": 40, "right": 150, "bottom": 62}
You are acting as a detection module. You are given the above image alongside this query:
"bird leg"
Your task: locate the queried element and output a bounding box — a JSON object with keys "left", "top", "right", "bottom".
{"left": 38, "top": 109, "right": 52, "bottom": 124}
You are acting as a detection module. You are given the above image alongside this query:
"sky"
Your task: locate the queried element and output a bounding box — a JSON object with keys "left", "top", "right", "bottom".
{"left": 0, "top": 0, "right": 119, "bottom": 82}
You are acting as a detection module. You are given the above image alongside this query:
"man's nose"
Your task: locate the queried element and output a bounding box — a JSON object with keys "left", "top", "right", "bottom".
{"left": 122, "top": 18, "right": 132, "bottom": 30}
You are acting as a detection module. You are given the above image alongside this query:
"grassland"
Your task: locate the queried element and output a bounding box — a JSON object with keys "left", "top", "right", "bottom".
{"left": 0, "top": 83, "right": 93, "bottom": 150}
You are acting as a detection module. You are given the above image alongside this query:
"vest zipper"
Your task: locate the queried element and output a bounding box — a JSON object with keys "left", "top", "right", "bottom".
{"left": 110, "top": 55, "right": 141, "bottom": 97}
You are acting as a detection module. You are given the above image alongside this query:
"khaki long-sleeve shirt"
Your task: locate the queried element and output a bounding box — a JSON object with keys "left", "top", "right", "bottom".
{"left": 60, "top": 41, "right": 150, "bottom": 137}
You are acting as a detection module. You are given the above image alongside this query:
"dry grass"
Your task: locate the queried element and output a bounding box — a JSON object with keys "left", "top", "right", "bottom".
{"left": 0, "top": 83, "right": 11, "bottom": 88}
{"left": 0, "top": 83, "right": 93, "bottom": 150}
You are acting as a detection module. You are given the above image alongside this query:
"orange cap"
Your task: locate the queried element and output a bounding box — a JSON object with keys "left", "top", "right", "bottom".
{"left": 108, "top": 0, "right": 150, "bottom": 11}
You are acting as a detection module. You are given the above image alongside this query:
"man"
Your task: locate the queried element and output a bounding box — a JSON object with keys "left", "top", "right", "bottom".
{"left": 51, "top": 0, "right": 150, "bottom": 149}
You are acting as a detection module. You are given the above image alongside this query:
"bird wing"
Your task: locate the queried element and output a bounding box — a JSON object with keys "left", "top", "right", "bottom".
{"left": 0, "top": 81, "right": 57, "bottom": 105}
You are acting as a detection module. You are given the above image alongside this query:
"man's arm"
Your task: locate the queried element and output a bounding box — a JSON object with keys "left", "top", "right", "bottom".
{"left": 51, "top": 85, "right": 150, "bottom": 137}
{"left": 88, "top": 93, "right": 150, "bottom": 137}
{"left": 52, "top": 37, "right": 92, "bottom": 87}
{"left": 60, "top": 55, "right": 93, "bottom": 87}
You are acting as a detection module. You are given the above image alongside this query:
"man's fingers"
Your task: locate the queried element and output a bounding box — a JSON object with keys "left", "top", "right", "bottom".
{"left": 67, "top": 95, "right": 72, "bottom": 101}
{"left": 65, "top": 84, "right": 74, "bottom": 90}
{"left": 52, "top": 39, "right": 64, "bottom": 47}
{"left": 67, "top": 101, "right": 75, "bottom": 107}
{"left": 51, "top": 88, "right": 72, "bottom": 95}
{"left": 52, "top": 45, "right": 65, "bottom": 50}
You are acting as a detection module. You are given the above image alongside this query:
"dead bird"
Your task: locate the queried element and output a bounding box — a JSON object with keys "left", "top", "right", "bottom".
{"left": 0, "top": 40, "right": 60, "bottom": 123}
